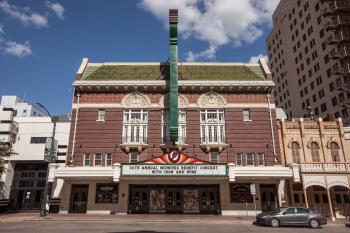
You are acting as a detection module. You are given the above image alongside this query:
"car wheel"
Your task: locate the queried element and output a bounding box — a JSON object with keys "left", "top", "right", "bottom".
{"left": 270, "top": 218, "right": 280, "bottom": 228}
{"left": 309, "top": 219, "right": 320, "bottom": 229}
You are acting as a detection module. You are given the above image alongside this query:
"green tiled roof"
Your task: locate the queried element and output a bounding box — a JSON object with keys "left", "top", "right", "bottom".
{"left": 80, "top": 63, "right": 267, "bottom": 81}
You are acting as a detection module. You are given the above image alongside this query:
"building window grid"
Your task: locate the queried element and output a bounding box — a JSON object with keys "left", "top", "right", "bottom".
{"left": 94, "top": 154, "right": 102, "bottom": 166}
{"left": 97, "top": 109, "right": 105, "bottom": 121}
{"left": 291, "top": 142, "right": 301, "bottom": 164}
{"left": 330, "top": 142, "right": 340, "bottom": 162}
{"left": 310, "top": 142, "right": 320, "bottom": 162}
{"left": 246, "top": 153, "right": 254, "bottom": 166}
{"left": 83, "top": 153, "right": 90, "bottom": 166}
{"left": 122, "top": 109, "right": 148, "bottom": 144}
{"left": 200, "top": 109, "right": 226, "bottom": 144}
{"left": 105, "top": 154, "right": 112, "bottom": 166}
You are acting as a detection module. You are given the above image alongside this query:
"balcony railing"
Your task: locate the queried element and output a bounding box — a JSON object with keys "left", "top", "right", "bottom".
{"left": 121, "top": 136, "right": 148, "bottom": 145}
{"left": 300, "top": 163, "right": 350, "bottom": 173}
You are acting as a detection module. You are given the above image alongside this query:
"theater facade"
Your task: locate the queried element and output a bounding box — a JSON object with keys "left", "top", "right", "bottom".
{"left": 49, "top": 10, "right": 299, "bottom": 215}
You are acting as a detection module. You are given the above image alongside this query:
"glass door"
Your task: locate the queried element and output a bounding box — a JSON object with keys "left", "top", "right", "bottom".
{"left": 69, "top": 185, "right": 89, "bottom": 213}
{"left": 166, "top": 190, "right": 183, "bottom": 213}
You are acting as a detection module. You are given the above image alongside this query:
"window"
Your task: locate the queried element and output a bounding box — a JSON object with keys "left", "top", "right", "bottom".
{"left": 332, "top": 96, "right": 338, "bottom": 107}
{"left": 95, "top": 184, "right": 118, "bottom": 203}
{"left": 236, "top": 153, "right": 243, "bottom": 166}
{"left": 123, "top": 109, "right": 148, "bottom": 144}
{"left": 321, "top": 103, "right": 327, "bottom": 113}
{"left": 30, "top": 137, "right": 47, "bottom": 144}
{"left": 105, "top": 154, "right": 112, "bottom": 166}
{"left": 291, "top": 142, "right": 301, "bottom": 163}
{"left": 330, "top": 142, "right": 340, "bottom": 162}
{"left": 230, "top": 184, "right": 253, "bottom": 203}
{"left": 243, "top": 108, "right": 251, "bottom": 121}
{"left": 200, "top": 109, "right": 226, "bottom": 144}
{"left": 246, "top": 153, "right": 254, "bottom": 166}
{"left": 257, "top": 153, "right": 265, "bottom": 166}
{"left": 297, "top": 207, "right": 309, "bottom": 214}
{"left": 310, "top": 142, "right": 320, "bottom": 162}
{"left": 210, "top": 152, "right": 219, "bottom": 163}
{"left": 129, "top": 152, "right": 139, "bottom": 163}
{"left": 83, "top": 154, "right": 90, "bottom": 166}
{"left": 94, "top": 154, "right": 102, "bottom": 166}
{"left": 161, "top": 109, "right": 186, "bottom": 144}
{"left": 284, "top": 207, "right": 296, "bottom": 215}
{"left": 97, "top": 109, "right": 105, "bottom": 121}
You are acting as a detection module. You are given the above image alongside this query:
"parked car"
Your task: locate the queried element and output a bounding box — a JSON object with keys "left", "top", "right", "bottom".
{"left": 256, "top": 207, "right": 327, "bottom": 229}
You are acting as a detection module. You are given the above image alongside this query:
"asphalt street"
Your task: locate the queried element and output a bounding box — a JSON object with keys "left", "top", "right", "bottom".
{"left": 0, "top": 221, "right": 348, "bottom": 233}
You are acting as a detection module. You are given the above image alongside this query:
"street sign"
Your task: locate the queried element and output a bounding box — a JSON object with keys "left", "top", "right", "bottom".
{"left": 250, "top": 183, "right": 256, "bottom": 195}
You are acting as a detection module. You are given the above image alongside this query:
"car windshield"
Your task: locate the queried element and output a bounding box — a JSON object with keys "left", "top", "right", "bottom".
{"left": 274, "top": 208, "right": 287, "bottom": 213}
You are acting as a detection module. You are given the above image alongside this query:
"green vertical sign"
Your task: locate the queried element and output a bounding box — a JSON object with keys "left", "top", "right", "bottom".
{"left": 169, "top": 9, "right": 179, "bottom": 145}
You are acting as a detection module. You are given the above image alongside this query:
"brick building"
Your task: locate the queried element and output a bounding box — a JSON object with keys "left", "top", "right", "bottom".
{"left": 279, "top": 118, "right": 350, "bottom": 220}
{"left": 49, "top": 10, "right": 298, "bottom": 215}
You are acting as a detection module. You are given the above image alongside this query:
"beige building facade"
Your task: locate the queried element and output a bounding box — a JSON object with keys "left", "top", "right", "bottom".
{"left": 279, "top": 118, "right": 350, "bottom": 220}
{"left": 267, "top": 0, "right": 350, "bottom": 123}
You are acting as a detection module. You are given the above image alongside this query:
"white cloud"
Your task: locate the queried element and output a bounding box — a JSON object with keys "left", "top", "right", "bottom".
{"left": 140, "top": 0, "right": 280, "bottom": 61}
{"left": 249, "top": 54, "right": 268, "bottom": 64}
{"left": 0, "top": 24, "right": 4, "bottom": 34}
{"left": 4, "top": 40, "right": 32, "bottom": 57}
{"left": 0, "top": 0, "right": 48, "bottom": 27}
{"left": 45, "top": 1, "right": 65, "bottom": 19}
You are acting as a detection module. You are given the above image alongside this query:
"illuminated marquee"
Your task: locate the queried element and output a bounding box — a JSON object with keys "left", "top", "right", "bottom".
{"left": 121, "top": 164, "right": 227, "bottom": 177}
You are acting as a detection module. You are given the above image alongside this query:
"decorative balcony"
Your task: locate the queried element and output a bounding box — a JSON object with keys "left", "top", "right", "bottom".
{"left": 325, "top": 15, "right": 350, "bottom": 31}
{"left": 200, "top": 136, "right": 227, "bottom": 152}
{"left": 324, "top": 0, "right": 350, "bottom": 16}
{"left": 120, "top": 136, "right": 148, "bottom": 152}
{"left": 300, "top": 163, "right": 350, "bottom": 173}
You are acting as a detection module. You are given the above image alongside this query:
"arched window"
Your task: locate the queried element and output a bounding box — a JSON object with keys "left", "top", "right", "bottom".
{"left": 310, "top": 142, "right": 320, "bottom": 162}
{"left": 291, "top": 142, "right": 301, "bottom": 163}
{"left": 330, "top": 142, "right": 340, "bottom": 162}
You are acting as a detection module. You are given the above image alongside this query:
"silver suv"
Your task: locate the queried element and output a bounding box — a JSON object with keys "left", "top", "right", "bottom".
{"left": 256, "top": 207, "right": 327, "bottom": 229}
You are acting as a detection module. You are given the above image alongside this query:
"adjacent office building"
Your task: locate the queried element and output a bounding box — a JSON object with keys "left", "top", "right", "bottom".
{"left": 0, "top": 96, "right": 48, "bottom": 117}
{"left": 266, "top": 0, "right": 350, "bottom": 123}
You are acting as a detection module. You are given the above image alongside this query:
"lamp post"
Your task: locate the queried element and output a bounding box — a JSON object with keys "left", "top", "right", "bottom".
{"left": 36, "top": 103, "right": 58, "bottom": 217}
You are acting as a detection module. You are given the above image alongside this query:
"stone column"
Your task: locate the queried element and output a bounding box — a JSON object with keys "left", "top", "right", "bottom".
{"left": 303, "top": 188, "right": 309, "bottom": 208}
{"left": 278, "top": 179, "right": 286, "bottom": 207}
{"left": 327, "top": 188, "right": 336, "bottom": 221}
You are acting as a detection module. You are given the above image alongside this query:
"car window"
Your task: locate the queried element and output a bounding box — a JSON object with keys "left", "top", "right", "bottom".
{"left": 284, "top": 208, "right": 296, "bottom": 214}
{"left": 297, "top": 207, "right": 309, "bottom": 214}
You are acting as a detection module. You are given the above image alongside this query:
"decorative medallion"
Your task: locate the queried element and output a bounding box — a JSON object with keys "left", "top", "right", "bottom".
{"left": 122, "top": 92, "right": 150, "bottom": 108}
{"left": 142, "top": 152, "right": 206, "bottom": 164}
{"left": 168, "top": 149, "right": 181, "bottom": 163}
{"left": 198, "top": 92, "right": 225, "bottom": 108}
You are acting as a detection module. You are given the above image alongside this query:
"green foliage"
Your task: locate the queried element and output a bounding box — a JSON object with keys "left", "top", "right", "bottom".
{"left": 0, "top": 143, "right": 11, "bottom": 175}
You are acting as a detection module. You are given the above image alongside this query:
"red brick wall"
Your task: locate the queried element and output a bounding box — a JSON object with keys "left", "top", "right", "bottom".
{"left": 68, "top": 107, "right": 281, "bottom": 166}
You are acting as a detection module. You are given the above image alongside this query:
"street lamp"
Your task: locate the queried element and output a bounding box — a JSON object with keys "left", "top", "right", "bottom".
{"left": 36, "top": 103, "right": 58, "bottom": 217}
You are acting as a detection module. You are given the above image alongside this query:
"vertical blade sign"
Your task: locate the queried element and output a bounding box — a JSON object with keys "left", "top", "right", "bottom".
{"left": 169, "top": 9, "right": 179, "bottom": 146}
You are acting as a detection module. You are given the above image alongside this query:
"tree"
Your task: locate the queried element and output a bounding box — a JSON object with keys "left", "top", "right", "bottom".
{"left": 0, "top": 142, "right": 11, "bottom": 176}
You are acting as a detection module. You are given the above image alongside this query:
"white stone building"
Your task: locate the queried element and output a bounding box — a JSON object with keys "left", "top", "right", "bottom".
{"left": 0, "top": 96, "right": 48, "bottom": 117}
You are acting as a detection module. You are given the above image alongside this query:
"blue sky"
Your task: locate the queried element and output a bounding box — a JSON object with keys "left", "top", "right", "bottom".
{"left": 0, "top": 0, "right": 279, "bottom": 115}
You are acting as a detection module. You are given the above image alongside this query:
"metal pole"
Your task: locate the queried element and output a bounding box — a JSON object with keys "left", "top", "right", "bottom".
{"left": 40, "top": 117, "right": 56, "bottom": 217}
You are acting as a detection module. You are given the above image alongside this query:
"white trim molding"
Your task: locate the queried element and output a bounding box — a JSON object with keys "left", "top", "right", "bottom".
{"left": 228, "top": 165, "right": 294, "bottom": 181}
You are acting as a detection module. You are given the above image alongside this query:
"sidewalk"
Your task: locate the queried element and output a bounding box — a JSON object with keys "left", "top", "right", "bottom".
{"left": 0, "top": 212, "right": 349, "bottom": 225}
{"left": 0, "top": 213, "right": 254, "bottom": 223}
